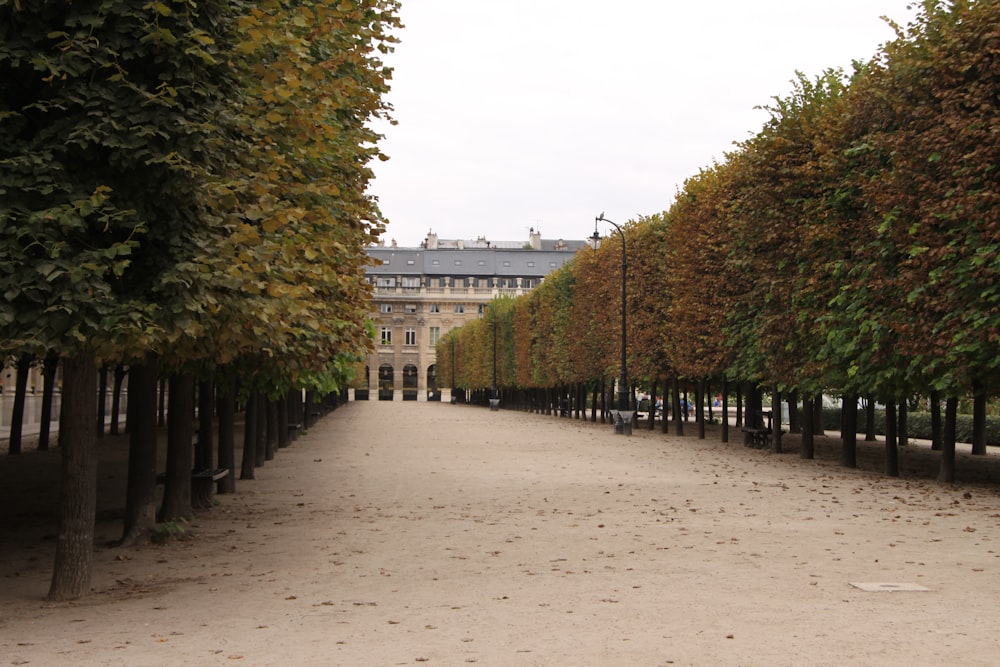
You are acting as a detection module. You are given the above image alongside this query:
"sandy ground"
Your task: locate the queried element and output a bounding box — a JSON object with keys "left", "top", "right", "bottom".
{"left": 3, "top": 401, "right": 1000, "bottom": 666}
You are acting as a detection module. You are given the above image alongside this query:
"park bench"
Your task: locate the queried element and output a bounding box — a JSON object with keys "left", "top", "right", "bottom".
{"left": 742, "top": 410, "right": 773, "bottom": 449}
{"left": 150, "top": 436, "right": 230, "bottom": 507}
{"left": 157, "top": 467, "right": 230, "bottom": 508}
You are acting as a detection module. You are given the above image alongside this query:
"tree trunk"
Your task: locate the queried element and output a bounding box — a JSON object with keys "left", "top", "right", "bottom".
{"left": 159, "top": 373, "right": 195, "bottom": 522}
{"left": 591, "top": 383, "right": 598, "bottom": 423}
{"left": 240, "top": 392, "right": 258, "bottom": 480}
{"left": 286, "top": 388, "right": 301, "bottom": 438}
{"left": 8, "top": 353, "right": 33, "bottom": 455}
{"left": 120, "top": 356, "right": 159, "bottom": 546}
{"left": 660, "top": 376, "right": 670, "bottom": 434}
{"left": 255, "top": 392, "right": 267, "bottom": 466}
{"left": 972, "top": 379, "right": 987, "bottom": 456}
{"left": 787, "top": 390, "right": 800, "bottom": 434}
{"left": 898, "top": 399, "right": 908, "bottom": 448}
{"left": 841, "top": 394, "right": 857, "bottom": 469}
{"left": 930, "top": 391, "right": 942, "bottom": 451}
{"left": 216, "top": 379, "right": 236, "bottom": 494}
{"left": 197, "top": 378, "right": 215, "bottom": 471}
{"left": 157, "top": 376, "right": 167, "bottom": 427}
{"left": 599, "top": 379, "right": 607, "bottom": 424}
{"left": 813, "top": 394, "right": 825, "bottom": 436}
{"left": 278, "top": 390, "right": 290, "bottom": 448}
{"left": 696, "top": 379, "right": 706, "bottom": 440}
{"left": 735, "top": 385, "right": 743, "bottom": 429}
{"left": 884, "top": 399, "right": 899, "bottom": 477}
{"left": 47, "top": 351, "right": 98, "bottom": 601}
{"left": 721, "top": 378, "right": 730, "bottom": 443}
{"left": 801, "top": 395, "right": 814, "bottom": 459}
{"left": 37, "top": 351, "right": 59, "bottom": 451}
{"left": 265, "top": 397, "right": 278, "bottom": 461}
{"left": 772, "top": 386, "right": 782, "bottom": 454}
{"left": 938, "top": 397, "right": 957, "bottom": 483}
{"left": 648, "top": 381, "right": 657, "bottom": 430}
{"left": 743, "top": 382, "right": 763, "bottom": 446}
{"left": 97, "top": 365, "right": 108, "bottom": 438}
{"left": 706, "top": 380, "right": 713, "bottom": 423}
{"left": 672, "top": 377, "right": 684, "bottom": 437}
{"left": 865, "top": 396, "right": 877, "bottom": 441}
{"left": 109, "top": 363, "right": 126, "bottom": 436}
{"left": 304, "top": 390, "right": 316, "bottom": 427}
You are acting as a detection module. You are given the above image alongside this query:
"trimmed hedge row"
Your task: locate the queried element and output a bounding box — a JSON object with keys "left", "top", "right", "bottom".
{"left": 819, "top": 408, "right": 1000, "bottom": 447}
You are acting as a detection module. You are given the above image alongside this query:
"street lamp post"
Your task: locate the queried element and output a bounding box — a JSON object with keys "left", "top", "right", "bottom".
{"left": 591, "top": 213, "right": 632, "bottom": 435}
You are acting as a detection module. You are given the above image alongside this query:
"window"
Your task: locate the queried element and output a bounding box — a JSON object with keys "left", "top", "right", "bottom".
{"left": 526, "top": 261, "right": 535, "bottom": 268}
{"left": 401, "top": 276, "right": 421, "bottom": 289}
{"left": 478, "top": 304, "right": 486, "bottom": 315}
{"left": 503, "top": 260, "right": 511, "bottom": 267}
{"left": 454, "top": 259, "right": 462, "bottom": 266}
{"left": 376, "top": 277, "right": 396, "bottom": 288}
{"left": 429, "top": 303, "right": 440, "bottom": 313}
{"left": 404, "top": 303, "right": 417, "bottom": 314}
{"left": 431, "top": 259, "right": 440, "bottom": 266}
{"left": 429, "top": 327, "right": 440, "bottom": 346}
{"left": 478, "top": 260, "right": 486, "bottom": 266}
{"left": 454, "top": 304, "right": 464, "bottom": 314}
{"left": 380, "top": 327, "right": 392, "bottom": 345}
{"left": 379, "top": 303, "right": 392, "bottom": 313}
{"left": 405, "top": 328, "right": 417, "bottom": 346}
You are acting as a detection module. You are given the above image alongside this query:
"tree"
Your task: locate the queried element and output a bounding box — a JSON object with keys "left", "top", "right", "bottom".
{"left": 47, "top": 351, "right": 98, "bottom": 600}
{"left": 1, "top": 0, "right": 400, "bottom": 598}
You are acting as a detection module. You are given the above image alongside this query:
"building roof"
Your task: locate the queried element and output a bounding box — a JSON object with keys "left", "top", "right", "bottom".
{"left": 366, "top": 229, "right": 590, "bottom": 278}
{"left": 366, "top": 247, "right": 581, "bottom": 277}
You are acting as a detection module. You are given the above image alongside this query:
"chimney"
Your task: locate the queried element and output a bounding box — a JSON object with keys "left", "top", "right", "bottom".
{"left": 425, "top": 229, "right": 438, "bottom": 249}
{"left": 529, "top": 227, "right": 542, "bottom": 250}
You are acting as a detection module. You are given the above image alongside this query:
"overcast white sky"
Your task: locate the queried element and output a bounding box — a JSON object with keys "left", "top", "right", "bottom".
{"left": 368, "top": 1, "right": 917, "bottom": 247}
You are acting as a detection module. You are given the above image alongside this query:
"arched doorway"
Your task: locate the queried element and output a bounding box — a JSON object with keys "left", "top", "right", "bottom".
{"left": 378, "top": 364, "right": 394, "bottom": 401}
{"left": 402, "top": 364, "right": 418, "bottom": 401}
{"left": 426, "top": 364, "right": 440, "bottom": 401}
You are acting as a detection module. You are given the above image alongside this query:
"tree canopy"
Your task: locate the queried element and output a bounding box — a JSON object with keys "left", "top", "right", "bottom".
{"left": 440, "top": 0, "right": 999, "bottom": 436}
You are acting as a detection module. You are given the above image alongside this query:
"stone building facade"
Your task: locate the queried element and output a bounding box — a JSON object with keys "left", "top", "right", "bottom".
{"left": 361, "top": 229, "right": 588, "bottom": 400}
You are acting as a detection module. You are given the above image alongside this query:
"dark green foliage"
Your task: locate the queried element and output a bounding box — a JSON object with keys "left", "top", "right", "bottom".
{"left": 0, "top": 0, "right": 242, "bottom": 358}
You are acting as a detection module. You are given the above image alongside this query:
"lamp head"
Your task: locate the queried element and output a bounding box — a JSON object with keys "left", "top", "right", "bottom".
{"left": 589, "top": 219, "right": 602, "bottom": 249}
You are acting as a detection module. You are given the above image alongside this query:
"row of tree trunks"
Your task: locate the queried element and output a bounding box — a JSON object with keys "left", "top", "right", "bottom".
{"left": 462, "top": 373, "right": 978, "bottom": 488}
{"left": 5, "top": 355, "right": 129, "bottom": 452}
{"left": 39, "top": 355, "right": 327, "bottom": 601}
